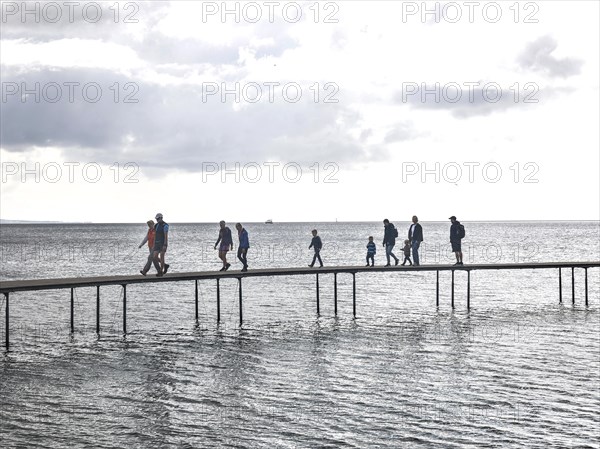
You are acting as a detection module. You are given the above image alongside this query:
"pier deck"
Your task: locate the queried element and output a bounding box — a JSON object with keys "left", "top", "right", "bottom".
{"left": 1, "top": 261, "right": 599, "bottom": 350}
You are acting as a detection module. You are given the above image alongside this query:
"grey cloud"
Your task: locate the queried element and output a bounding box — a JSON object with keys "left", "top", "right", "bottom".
{"left": 1, "top": 67, "right": 387, "bottom": 171}
{"left": 384, "top": 122, "right": 421, "bottom": 143}
{"left": 517, "top": 35, "right": 584, "bottom": 78}
{"left": 395, "top": 82, "right": 545, "bottom": 118}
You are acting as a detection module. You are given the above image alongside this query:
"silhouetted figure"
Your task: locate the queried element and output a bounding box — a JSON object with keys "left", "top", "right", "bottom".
{"left": 308, "top": 229, "right": 323, "bottom": 267}
{"left": 153, "top": 213, "right": 169, "bottom": 276}
{"left": 408, "top": 215, "right": 423, "bottom": 266}
{"left": 402, "top": 240, "right": 412, "bottom": 266}
{"left": 215, "top": 220, "right": 233, "bottom": 271}
{"left": 382, "top": 219, "right": 399, "bottom": 266}
{"left": 366, "top": 236, "right": 376, "bottom": 267}
{"left": 449, "top": 216, "right": 464, "bottom": 266}
{"left": 236, "top": 223, "right": 249, "bottom": 272}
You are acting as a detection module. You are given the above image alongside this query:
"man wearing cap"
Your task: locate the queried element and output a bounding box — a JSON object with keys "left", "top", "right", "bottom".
{"left": 449, "top": 216, "right": 463, "bottom": 266}
{"left": 153, "top": 213, "right": 170, "bottom": 276}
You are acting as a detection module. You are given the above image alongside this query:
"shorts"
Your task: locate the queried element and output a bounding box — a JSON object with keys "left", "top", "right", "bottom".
{"left": 219, "top": 244, "right": 230, "bottom": 252}
{"left": 153, "top": 241, "right": 166, "bottom": 252}
{"left": 451, "top": 241, "right": 461, "bottom": 252}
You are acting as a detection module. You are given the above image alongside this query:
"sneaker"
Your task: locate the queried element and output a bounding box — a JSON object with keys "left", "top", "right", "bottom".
{"left": 140, "top": 270, "right": 147, "bottom": 276}
{"left": 163, "top": 263, "right": 170, "bottom": 274}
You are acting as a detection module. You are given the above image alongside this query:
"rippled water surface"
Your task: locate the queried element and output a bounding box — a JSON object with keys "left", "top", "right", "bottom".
{"left": 1, "top": 222, "right": 599, "bottom": 448}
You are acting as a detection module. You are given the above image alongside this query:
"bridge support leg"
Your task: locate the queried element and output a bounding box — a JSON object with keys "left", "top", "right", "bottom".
{"left": 451, "top": 271, "right": 455, "bottom": 309}
{"left": 195, "top": 280, "right": 199, "bottom": 322}
{"left": 334, "top": 273, "right": 338, "bottom": 316}
{"left": 70, "top": 288, "right": 74, "bottom": 333}
{"left": 238, "top": 278, "right": 243, "bottom": 327}
{"left": 585, "top": 268, "right": 588, "bottom": 307}
{"left": 216, "top": 279, "right": 221, "bottom": 323}
{"left": 571, "top": 267, "right": 575, "bottom": 305}
{"left": 4, "top": 293, "right": 8, "bottom": 351}
{"left": 316, "top": 274, "right": 320, "bottom": 315}
{"left": 559, "top": 268, "right": 562, "bottom": 303}
{"left": 467, "top": 270, "right": 471, "bottom": 310}
{"left": 352, "top": 273, "right": 356, "bottom": 318}
{"left": 436, "top": 270, "right": 439, "bottom": 307}
{"left": 123, "top": 285, "right": 127, "bottom": 335}
{"left": 96, "top": 286, "right": 100, "bottom": 335}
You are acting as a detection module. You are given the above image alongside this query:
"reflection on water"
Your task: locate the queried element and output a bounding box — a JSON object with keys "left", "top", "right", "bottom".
{"left": 1, "top": 222, "right": 599, "bottom": 447}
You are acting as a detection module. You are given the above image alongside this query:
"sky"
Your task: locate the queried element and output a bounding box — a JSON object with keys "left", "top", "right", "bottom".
{"left": 1, "top": 0, "right": 599, "bottom": 223}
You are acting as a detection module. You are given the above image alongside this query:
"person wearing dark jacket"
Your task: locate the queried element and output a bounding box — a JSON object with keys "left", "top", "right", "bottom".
{"left": 408, "top": 215, "right": 424, "bottom": 266}
{"left": 449, "top": 215, "right": 463, "bottom": 265}
{"left": 382, "top": 219, "right": 399, "bottom": 266}
{"left": 215, "top": 220, "right": 233, "bottom": 271}
{"left": 236, "top": 223, "right": 249, "bottom": 272}
{"left": 308, "top": 229, "right": 323, "bottom": 267}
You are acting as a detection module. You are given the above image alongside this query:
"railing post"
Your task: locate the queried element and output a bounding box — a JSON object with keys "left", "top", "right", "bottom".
{"left": 238, "top": 278, "right": 243, "bottom": 326}
{"left": 4, "top": 293, "right": 9, "bottom": 351}
{"left": 334, "top": 273, "right": 338, "bottom": 316}
{"left": 571, "top": 267, "right": 575, "bottom": 305}
{"left": 216, "top": 279, "right": 221, "bottom": 323}
{"left": 316, "top": 274, "right": 320, "bottom": 315}
{"left": 122, "top": 284, "right": 127, "bottom": 335}
{"left": 96, "top": 285, "right": 100, "bottom": 335}
{"left": 559, "top": 268, "right": 562, "bottom": 303}
{"left": 436, "top": 270, "right": 439, "bottom": 307}
{"left": 352, "top": 273, "right": 356, "bottom": 318}
{"left": 467, "top": 270, "right": 471, "bottom": 310}
{"left": 584, "top": 268, "right": 588, "bottom": 307}
{"left": 451, "top": 270, "right": 455, "bottom": 309}
{"left": 70, "top": 288, "right": 74, "bottom": 333}
{"left": 195, "top": 280, "right": 199, "bottom": 322}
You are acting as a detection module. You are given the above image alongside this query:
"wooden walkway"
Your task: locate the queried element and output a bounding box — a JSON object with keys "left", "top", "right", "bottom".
{"left": 1, "top": 261, "right": 599, "bottom": 350}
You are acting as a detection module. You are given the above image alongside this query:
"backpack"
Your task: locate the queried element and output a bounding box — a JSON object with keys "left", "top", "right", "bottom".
{"left": 458, "top": 224, "right": 465, "bottom": 239}
{"left": 393, "top": 225, "right": 399, "bottom": 238}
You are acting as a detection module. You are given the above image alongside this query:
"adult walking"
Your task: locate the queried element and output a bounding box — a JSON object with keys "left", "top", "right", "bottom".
{"left": 235, "top": 223, "right": 249, "bottom": 272}
{"left": 449, "top": 215, "right": 464, "bottom": 266}
{"left": 214, "top": 220, "right": 233, "bottom": 271}
{"left": 153, "top": 213, "right": 169, "bottom": 276}
{"left": 382, "top": 219, "right": 399, "bottom": 266}
{"left": 139, "top": 219, "right": 162, "bottom": 276}
{"left": 408, "top": 215, "right": 423, "bottom": 266}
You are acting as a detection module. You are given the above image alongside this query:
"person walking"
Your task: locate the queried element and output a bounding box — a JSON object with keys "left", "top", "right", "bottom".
{"left": 382, "top": 219, "right": 399, "bottom": 266}
{"left": 153, "top": 213, "right": 169, "bottom": 276}
{"left": 235, "top": 223, "right": 249, "bottom": 272}
{"left": 449, "top": 215, "right": 464, "bottom": 266}
{"left": 308, "top": 229, "right": 324, "bottom": 268}
{"left": 408, "top": 215, "right": 423, "bottom": 266}
{"left": 366, "top": 236, "right": 376, "bottom": 267}
{"left": 214, "top": 220, "right": 233, "bottom": 271}
{"left": 139, "top": 219, "right": 162, "bottom": 276}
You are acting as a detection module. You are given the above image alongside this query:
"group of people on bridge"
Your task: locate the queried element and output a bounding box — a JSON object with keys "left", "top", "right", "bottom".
{"left": 138, "top": 214, "right": 466, "bottom": 277}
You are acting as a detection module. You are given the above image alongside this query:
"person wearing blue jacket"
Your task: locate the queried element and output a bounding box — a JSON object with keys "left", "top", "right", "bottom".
{"left": 235, "top": 223, "right": 250, "bottom": 272}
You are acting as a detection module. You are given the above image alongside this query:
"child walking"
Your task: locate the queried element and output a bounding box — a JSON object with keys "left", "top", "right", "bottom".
{"left": 366, "top": 236, "right": 376, "bottom": 267}
{"left": 402, "top": 239, "right": 412, "bottom": 266}
{"left": 308, "top": 229, "right": 324, "bottom": 267}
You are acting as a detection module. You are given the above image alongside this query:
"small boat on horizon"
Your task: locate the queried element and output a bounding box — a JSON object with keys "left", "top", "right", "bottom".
{"left": 265, "top": 219, "right": 273, "bottom": 224}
